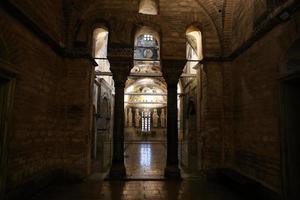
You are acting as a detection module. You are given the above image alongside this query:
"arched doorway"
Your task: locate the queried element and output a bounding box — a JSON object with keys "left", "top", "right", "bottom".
{"left": 179, "top": 25, "right": 203, "bottom": 171}
{"left": 123, "top": 26, "right": 167, "bottom": 178}
{"left": 91, "top": 27, "right": 114, "bottom": 173}
{"left": 281, "top": 39, "right": 300, "bottom": 200}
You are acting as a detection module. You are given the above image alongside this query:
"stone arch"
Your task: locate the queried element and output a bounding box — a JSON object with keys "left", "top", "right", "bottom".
{"left": 181, "top": 13, "right": 222, "bottom": 57}
{"left": 134, "top": 26, "right": 161, "bottom": 45}
{"left": 68, "top": 0, "right": 222, "bottom": 58}
{"left": 133, "top": 26, "right": 161, "bottom": 62}
{"left": 186, "top": 24, "right": 204, "bottom": 61}
{"left": 74, "top": 18, "right": 110, "bottom": 51}
{"left": 131, "top": 21, "right": 162, "bottom": 49}
{"left": 195, "top": 0, "right": 222, "bottom": 38}
{"left": 92, "top": 27, "right": 109, "bottom": 58}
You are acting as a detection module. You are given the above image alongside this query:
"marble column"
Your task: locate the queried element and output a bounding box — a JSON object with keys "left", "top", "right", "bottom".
{"left": 162, "top": 59, "right": 186, "bottom": 179}
{"left": 107, "top": 58, "right": 131, "bottom": 179}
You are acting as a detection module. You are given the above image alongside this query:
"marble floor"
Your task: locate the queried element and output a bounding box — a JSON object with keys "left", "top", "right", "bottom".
{"left": 29, "top": 142, "right": 245, "bottom": 200}
{"left": 124, "top": 142, "right": 166, "bottom": 179}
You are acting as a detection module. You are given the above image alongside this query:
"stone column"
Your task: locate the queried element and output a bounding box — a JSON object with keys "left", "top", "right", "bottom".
{"left": 162, "top": 59, "right": 186, "bottom": 179}
{"left": 107, "top": 58, "right": 131, "bottom": 179}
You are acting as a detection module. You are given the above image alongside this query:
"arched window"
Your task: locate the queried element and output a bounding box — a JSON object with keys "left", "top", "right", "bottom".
{"left": 186, "top": 26, "right": 203, "bottom": 75}
{"left": 134, "top": 28, "right": 160, "bottom": 61}
{"left": 93, "top": 28, "right": 113, "bottom": 86}
{"left": 93, "top": 28, "right": 108, "bottom": 58}
{"left": 132, "top": 27, "right": 160, "bottom": 74}
{"left": 139, "top": 0, "right": 158, "bottom": 15}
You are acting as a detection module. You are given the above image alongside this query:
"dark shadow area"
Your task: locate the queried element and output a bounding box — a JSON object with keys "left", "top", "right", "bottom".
{"left": 281, "top": 76, "right": 300, "bottom": 200}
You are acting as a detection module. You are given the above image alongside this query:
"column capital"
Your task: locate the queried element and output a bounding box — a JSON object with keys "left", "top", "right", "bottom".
{"left": 161, "top": 59, "right": 186, "bottom": 86}
{"left": 109, "top": 57, "right": 132, "bottom": 84}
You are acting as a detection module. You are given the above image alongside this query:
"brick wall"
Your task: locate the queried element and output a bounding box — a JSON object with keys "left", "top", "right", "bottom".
{"left": 0, "top": 7, "right": 93, "bottom": 197}
{"left": 1, "top": 0, "right": 299, "bottom": 198}
{"left": 0, "top": 8, "right": 64, "bottom": 193}
{"left": 59, "top": 58, "right": 93, "bottom": 177}
{"left": 74, "top": 0, "right": 223, "bottom": 58}
{"left": 8, "top": 0, "right": 65, "bottom": 43}
{"left": 231, "top": 12, "right": 300, "bottom": 192}
{"left": 200, "top": 62, "right": 226, "bottom": 169}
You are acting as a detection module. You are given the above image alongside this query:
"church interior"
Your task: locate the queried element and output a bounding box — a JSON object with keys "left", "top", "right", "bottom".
{"left": 0, "top": 0, "right": 300, "bottom": 199}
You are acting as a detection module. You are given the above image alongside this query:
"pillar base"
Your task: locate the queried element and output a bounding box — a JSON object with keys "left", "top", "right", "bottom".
{"left": 106, "top": 163, "right": 126, "bottom": 180}
{"left": 164, "top": 165, "right": 182, "bottom": 180}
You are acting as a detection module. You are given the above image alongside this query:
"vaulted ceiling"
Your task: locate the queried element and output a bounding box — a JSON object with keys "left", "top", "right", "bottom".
{"left": 5, "top": 0, "right": 294, "bottom": 58}
{"left": 65, "top": 0, "right": 294, "bottom": 58}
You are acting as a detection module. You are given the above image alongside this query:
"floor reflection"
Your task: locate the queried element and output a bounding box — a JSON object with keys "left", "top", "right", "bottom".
{"left": 30, "top": 144, "right": 245, "bottom": 200}
{"left": 140, "top": 143, "right": 151, "bottom": 167}
{"left": 125, "top": 142, "right": 166, "bottom": 178}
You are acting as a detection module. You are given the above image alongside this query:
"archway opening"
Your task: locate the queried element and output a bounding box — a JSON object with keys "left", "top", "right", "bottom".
{"left": 92, "top": 27, "right": 114, "bottom": 174}
{"left": 179, "top": 26, "right": 203, "bottom": 171}
{"left": 124, "top": 26, "right": 167, "bottom": 178}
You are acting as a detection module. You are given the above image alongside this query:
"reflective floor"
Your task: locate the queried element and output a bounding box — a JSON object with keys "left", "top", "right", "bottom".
{"left": 29, "top": 142, "right": 245, "bottom": 200}
{"left": 125, "top": 142, "right": 166, "bottom": 178}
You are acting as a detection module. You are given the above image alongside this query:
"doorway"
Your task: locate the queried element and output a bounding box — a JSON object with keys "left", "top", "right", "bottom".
{"left": 281, "top": 75, "right": 300, "bottom": 200}
{"left": 0, "top": 72, "right": 14, "bottom": 198}
{"left": 123, "top": 27, "right": 167, "bottom": 178}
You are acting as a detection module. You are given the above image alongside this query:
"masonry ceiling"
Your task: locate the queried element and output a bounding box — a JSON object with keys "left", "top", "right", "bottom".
{"left": 63, "top": 0, "right": 294, "bottom": 58}
{"left": 8, "top": 0, "right": 293, "bottom": 58}
{"left": 8, "top": 0, "right": 297, "bottom": 59}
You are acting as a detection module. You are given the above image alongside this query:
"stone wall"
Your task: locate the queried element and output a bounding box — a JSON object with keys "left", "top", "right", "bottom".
{"left": 200, "top": 62, "right": 226, "bottom": 169}
{"left": 73, "top": 0, "right": 222, "bottom": 59}
{"left": 59, "top": 58, "right": 93, "bottom": 177}
{"left": 7, "top": 0, "right": 65, "bottom": 43}
{"left": 1, "top": 0, "right": 299, "bottom": 198}
{"left": 0, "top": 6, "right": 93, "bottom": 198}
{"left": 0, "top": 7, "right": 64, "bottom": 196}
{"left": 231, "top": 11, "right": 300, "bottom": 192}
